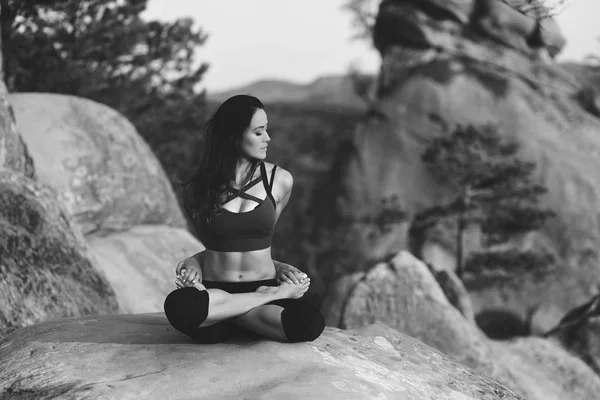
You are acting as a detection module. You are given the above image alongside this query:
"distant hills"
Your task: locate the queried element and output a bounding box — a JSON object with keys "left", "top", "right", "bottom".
{"left": 208, "top": 63, "right": 600, "bottom": 108}
{"left": 207, "top": 75, "right": 368, "bottom": 109}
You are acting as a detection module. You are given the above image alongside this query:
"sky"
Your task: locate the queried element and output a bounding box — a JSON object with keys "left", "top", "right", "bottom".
{"left": 142, "top": 0, "right": 600, "bottom": 92}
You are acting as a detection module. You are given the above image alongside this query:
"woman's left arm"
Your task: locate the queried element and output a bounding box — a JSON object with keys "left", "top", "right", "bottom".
{"left": 273, "top": 167, "right": 293, "bottom": 226}
{"left": 271, "top": 167, "right": 308, "bottom": 284}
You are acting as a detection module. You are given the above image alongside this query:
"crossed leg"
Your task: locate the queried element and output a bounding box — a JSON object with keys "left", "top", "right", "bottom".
{"left": 164, "top": 285, "right": 325, "bottom": 343}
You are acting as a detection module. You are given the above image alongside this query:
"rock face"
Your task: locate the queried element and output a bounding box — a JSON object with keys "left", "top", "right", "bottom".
{"left": 322, "top": 251, "right": 600, "bottom": 400}
{"left": 316, "top": 0, "right": 600, "bottom": 326}
{"left": 0, "top": 171, "right": 119, "bottom": 337}
{"left": 9, "top": 93, "right": 186, "bottom": 236}
{"left": 0, "top": 313, "right": 523, "bottom": 400}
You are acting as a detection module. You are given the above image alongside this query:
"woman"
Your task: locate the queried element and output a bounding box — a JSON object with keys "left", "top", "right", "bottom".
{"left": 164, "top": 95, "right": 325, "bottom": 344}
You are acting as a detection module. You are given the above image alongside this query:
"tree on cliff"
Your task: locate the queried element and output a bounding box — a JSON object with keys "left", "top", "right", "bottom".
{"left": 414, "top": 124, "right": 556, "bottom": 280}
{"left": 0, "top": 0, "right": 209, "bottom": 181}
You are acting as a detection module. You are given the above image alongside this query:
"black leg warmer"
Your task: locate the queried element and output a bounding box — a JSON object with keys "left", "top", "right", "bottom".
{"left": 271, "top": 299, "right": 326, "bottom": 343}
{"left": 164, "top": 287, "right": 209, "bottom": 333}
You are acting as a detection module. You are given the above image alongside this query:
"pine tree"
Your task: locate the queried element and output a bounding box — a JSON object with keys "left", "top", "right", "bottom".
{"left": 1, "top": 0, "right": 209, "bottom": 181}
{"left": 417, "top": 124, "right": 555, "bottom": 279}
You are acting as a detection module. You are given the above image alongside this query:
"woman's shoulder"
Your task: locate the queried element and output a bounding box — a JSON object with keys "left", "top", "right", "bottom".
{"left": 263, "top": 161, "right": 293, "bottom": 196}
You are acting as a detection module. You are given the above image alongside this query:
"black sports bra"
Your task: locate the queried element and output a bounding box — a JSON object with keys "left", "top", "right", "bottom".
{"left": 192, "top": 162, "right": 277, "bottom": 252}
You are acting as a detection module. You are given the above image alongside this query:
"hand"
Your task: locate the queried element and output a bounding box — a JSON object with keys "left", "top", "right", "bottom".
{"left": 175, "top": 255, "right": 202, "bottom": 286}
{"left": 275, "top": 262, "right": 309, "bottom": 285}
{"left": 175, "top": 274, "right": 206, "bottom": 291}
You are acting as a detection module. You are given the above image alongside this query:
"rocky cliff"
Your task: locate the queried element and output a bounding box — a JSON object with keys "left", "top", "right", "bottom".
{"left": 317, "top": 0, "right": 600, "bottom": 325}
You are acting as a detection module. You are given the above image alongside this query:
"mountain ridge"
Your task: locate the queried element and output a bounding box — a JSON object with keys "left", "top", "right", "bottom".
{"left": 208, "top": 63, "right": 600, "bottom": 107}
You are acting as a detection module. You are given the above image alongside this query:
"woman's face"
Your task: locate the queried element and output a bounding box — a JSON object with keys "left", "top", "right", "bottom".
{"left": 239, "top": 108, "right": 270, "bottom": 160}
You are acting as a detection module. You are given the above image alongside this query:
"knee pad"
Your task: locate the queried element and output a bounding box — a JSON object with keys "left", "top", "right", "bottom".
{"left": 164, "top": 287, "right": 209, "bottom": 333}
{"left": 278, "top": 299, "right": 326, "bottom": 343}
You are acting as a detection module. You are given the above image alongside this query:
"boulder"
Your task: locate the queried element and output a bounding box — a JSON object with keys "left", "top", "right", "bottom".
{"left": 0, "top": 81, "right": 34, "bottom": 177}
{"left": 0, "top": 171, "right": 118, "bottom": 337}
{"left": 0, "top": 313, "right": 523, "bottom": 400}
{"left": 323, "top": 252, "right": 497, "bottom": 373}
{"left": 546, "top": 293, "right": 600, "bottom": 376}
{"left": 322, "top": 251, "right": 600, "bottom": 400}
{"left": 87, "top": 225, "right": 204, "bottom": 313}
{"left": 10, "top": 93, "right": 187, "bottom": 236}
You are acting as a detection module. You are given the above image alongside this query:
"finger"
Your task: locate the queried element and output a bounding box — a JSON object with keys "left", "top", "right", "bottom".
{"left": 282, "top": 272, "right": 295, "bottom": 284}
{"left": 190, "top": 271, "right": 199, "bottom": 283}
{"left": 176, "top": 262, "right": 184, "bottom": 275}
{"left": 285, "top": 271, "right": 300, "bottom": 284}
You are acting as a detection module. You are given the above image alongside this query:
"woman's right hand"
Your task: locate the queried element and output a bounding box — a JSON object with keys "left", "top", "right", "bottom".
{"left": 176, "top": 256, "right": 202, "bottom": 285}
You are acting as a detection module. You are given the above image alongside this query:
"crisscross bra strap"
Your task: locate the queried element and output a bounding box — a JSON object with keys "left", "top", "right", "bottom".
{"left": 223, "top": 162, "right": 276, "bottom": 204}
{"left": 260, "top": 162, "right": 277, "bottom": 205}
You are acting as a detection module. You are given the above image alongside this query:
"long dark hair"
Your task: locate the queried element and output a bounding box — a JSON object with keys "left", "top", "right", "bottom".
{"left": 180, "top": 95, "right": 265, "bottom": 222}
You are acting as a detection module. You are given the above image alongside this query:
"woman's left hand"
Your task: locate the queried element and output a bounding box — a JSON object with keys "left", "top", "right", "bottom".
{"left": 275, "top": 262, "right": 309, "bottom": 285}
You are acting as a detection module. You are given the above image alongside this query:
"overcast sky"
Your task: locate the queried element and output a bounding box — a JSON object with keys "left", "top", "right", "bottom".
{"left": 143, "top": 0, "right": 600, "bottom": 92}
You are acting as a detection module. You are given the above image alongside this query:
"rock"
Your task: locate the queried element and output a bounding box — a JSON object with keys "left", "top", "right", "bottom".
{"left": 0, "top": 314, "right": 523, "bottom": 400}
{"left": 320, "top": 271, "right": 365, "bottom": 328}
{"left": 490, "top": 336, "right": 600, "bottom": 400}
{"left": 473, "top": 0, "right": 537, "bottom": 54}
{"left": 87, "top": 225, "right": 203, "bottom": 313}
{"left": 577, "top": 85, "right": 600, "bottom": 118}
{"left": 416, "top": 0, "right": 475, "bottom": 24}
{"left": 0, "top": 81, "right": 34, "bottom": 177}
{"left": 536, "top": 18, "right": 566, "bottom": 57}
{"left": 325, "top": 252, "right": 497, "bottom": 373}
{"left": 429, "top": 266, "right": 475, "bottom": 321}
{"left": 546, "top": 293, "right": 600, "bottom": 376}
{"left": 10, "top": 93, "right": 187, "bottom": 236}
{"left": 0, "top": 171, "right": 118, "bottom": 337}
{"left": 322, "top": 251, "right": 600, "bottom": 400}
{"left": 315, "top": 0, "right": 600, "bottom": 329}
{"left": 359, "top": 322, "right": 600, "bottom": 400}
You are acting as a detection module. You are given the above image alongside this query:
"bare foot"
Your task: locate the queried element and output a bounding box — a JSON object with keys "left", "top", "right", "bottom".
{"left": 257, "top": 280, "right": 310, "bottom": 299}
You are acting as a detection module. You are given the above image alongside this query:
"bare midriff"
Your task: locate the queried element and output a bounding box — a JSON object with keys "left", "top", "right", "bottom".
{"left": 202, "top": 247, "right": 276, "bottom": 282}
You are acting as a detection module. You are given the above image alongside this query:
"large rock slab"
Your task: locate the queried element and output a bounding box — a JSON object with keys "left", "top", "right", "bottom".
{"left": 10, "top": 93, "right": 186, "bottom": 236}
{"left": 87, "top": 225, "right": 204, "bottom": 313}
{"left": 0, "top": 171, "right": 118, "bottom": 337}
{"left": 0, "top": 313, "right": 522, "bottom": 400}
{"left": 322, "top": 251, "right": 600, "bottom": 400}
